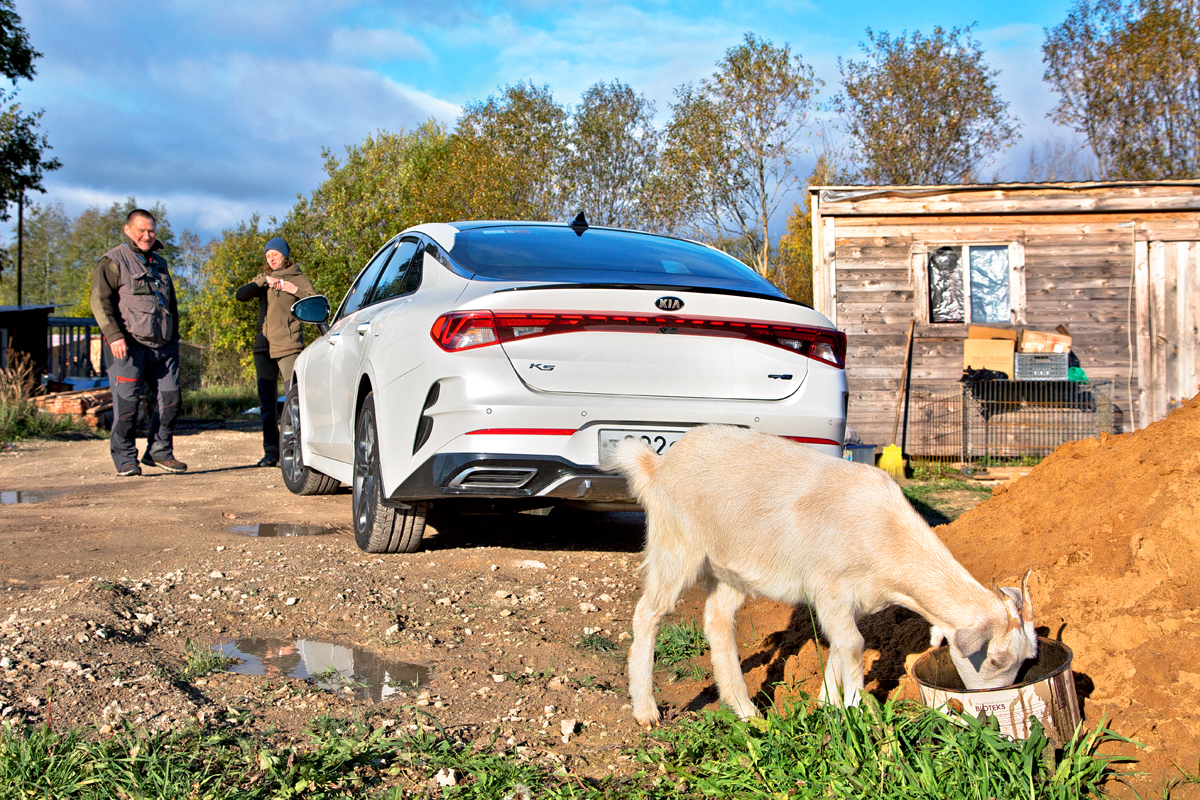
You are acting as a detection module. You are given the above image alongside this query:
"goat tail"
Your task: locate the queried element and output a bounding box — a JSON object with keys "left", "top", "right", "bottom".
{"left": 603, "top": 435, "right": 661, "bottom": 503}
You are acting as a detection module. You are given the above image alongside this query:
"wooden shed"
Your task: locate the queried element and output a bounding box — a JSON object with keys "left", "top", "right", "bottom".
{"left": 0, "top": 304, "right": 55, "bottom": 373}
{"left": 810, "top": 181, "right": 1200, "bottom": 453}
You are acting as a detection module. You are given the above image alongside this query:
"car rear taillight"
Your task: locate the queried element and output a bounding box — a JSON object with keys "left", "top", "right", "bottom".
{"left": 430, "top": 310, "right": 846, "bottom": 367}
{"left": 430, "top": 311, "right": 500, "bottom": 351}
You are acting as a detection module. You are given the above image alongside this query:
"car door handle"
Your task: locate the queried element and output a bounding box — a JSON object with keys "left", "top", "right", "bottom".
{"left": 356, "top": 322, "right": 371, "bottom": 336}
{"left": 327, "top": 333, "right": 339, "bottom": 346}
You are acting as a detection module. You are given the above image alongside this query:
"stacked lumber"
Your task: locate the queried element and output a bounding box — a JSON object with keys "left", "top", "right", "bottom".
{"left": 32, "top": 388, "right": 112, "bottom": 429}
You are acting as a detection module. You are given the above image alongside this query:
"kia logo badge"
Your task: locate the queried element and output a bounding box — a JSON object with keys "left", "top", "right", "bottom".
{"left": 655, "top": 296, "right": 684, "bottom": 311}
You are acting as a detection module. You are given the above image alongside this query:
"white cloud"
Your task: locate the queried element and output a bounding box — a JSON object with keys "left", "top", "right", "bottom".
{"left": 10, "top": 0, "right": 1089, "bottom": 240}
{"left": 329, "top": 27, "right": 433, "bottom": 63}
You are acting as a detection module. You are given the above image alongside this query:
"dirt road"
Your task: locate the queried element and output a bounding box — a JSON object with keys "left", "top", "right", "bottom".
{"left": 0, "top": 426, "right": 774, "bottom": 777}
{"left": 3, "top": 423, "right": 1187, "bottom": 798}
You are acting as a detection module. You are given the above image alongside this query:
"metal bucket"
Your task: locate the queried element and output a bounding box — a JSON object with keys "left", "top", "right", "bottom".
{"left": 911, "top": 637, "right": 1081, "bottom": 746}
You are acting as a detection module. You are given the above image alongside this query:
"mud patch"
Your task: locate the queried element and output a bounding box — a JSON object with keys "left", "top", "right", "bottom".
{"left": 1, "top": 489, "right": 62, "bottom": 504}
{"left": 227, "top": 523, "right": 347, "bottom": 537}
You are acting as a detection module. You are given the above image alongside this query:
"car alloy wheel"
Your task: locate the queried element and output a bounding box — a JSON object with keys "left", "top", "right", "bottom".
{"left": 280, "top": 384, "right": 338, "bottom": 496}
{"left": 352, "top": 392, "right": 427, "bottom": 553}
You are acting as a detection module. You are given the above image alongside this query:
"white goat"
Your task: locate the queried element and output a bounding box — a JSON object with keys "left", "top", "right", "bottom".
{"left": 605, "top": 424, "right": 1037, "bottom": 726}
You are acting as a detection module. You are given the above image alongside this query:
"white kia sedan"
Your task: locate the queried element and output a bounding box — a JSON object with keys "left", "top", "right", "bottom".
{"left": 284, "top": 219, "right": 848, "bottom": 553}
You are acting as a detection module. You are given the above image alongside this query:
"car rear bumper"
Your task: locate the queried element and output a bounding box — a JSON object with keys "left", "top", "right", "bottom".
{"left": 388, "top": 452, "right": 634, "bottom": 506}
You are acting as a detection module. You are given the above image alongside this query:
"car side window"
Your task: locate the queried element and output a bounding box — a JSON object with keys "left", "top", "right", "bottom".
{"left": 336, "top": 241, "right": 397, "bottom": 322}
{"left": 402, "top": 242, "right": 425, "bottom": 295}
{"left": 367, "top": 238, "right": 420, "bottom": 305}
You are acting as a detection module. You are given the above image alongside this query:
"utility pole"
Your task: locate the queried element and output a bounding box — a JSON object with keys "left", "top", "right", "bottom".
{"left": 16, "top": 189, "right": 23, "bottom": 307}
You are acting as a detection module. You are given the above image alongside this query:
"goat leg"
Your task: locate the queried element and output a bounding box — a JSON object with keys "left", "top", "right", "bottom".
{"left": 703, "top": 581, "right": 757, "bottom": 719}
{"left": 629, "top": 593, "right": 670, "bottom": 726}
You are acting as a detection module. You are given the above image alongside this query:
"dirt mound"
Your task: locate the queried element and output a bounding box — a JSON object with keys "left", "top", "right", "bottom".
{"left": 707, "top": 396, "right": 1200, "bottom": 796}
{"left": 933, "top": 393, "right": 1200, "bottom": 791}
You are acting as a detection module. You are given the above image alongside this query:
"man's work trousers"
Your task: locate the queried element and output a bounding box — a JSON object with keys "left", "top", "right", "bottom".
{"left": 107, "top": 339, "right": 181, "bottom": 470}
{"left": 254, "top": 351, "right": 298, "bottom": 459}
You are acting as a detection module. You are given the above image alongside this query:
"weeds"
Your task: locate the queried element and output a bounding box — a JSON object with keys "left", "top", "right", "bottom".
{"left": 311, "top": 664, "right": 368, "bottom": 694}
{"left": 643, "top": 698, "right": 1135, "bottom": 799}
{"left": 172, "top": 640, "right": 237, "bottom": 681}
{"left": 668, "top": 661, "right": 707, "bottom": 682}
{"left": 655, "top": 619, "right": 708, "bottom": 667}
{"left": 576, "top": 631, "right": 618, "bottom": 655}
{"left": 505, "top": 666, "right": 556, "bottom": 685}
{"left": 181, "top": 385, "right": 257, "bottom": 420}
{"left": 0, "top": 351, "right": 92, "bottom": 445}
{"left": 0, "top": 698, "right": 1133, "bottom": 799}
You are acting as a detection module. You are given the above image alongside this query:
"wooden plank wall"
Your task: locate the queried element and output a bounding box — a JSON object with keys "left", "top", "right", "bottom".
{"left": 1136, "top": 240, "right": 1200, "bottom": 427}
{"left": 827, "top": 212, "right": 1199, "bottom": 448}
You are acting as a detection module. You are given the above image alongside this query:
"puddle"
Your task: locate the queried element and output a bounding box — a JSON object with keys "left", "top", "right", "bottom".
{"left": 1, "top": 490, "right": 61, "bottom": 504}
{"left": 210, "top": 637, "right": 428, "bottom": 701}
{"left": 227, "top": 523, "right": 346, "bottom": 537}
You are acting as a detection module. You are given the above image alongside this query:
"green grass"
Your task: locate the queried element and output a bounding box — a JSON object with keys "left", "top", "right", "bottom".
{"left": 901, "top": 479, "right": 991, "bottom": 503}
{"left": 577, "top": 631, "right": 618, "bottom": 655}
{"left": 0, "top": 400, "right": 92, "bottom": 445}
{"left": 643, "top": 699, "right": 1136, "bottom": 800}
{"left": 655, "top": 620, "right": 708, "bottom": 667}
{"left": 0, "top": 699, "right": 1135, "bottom": 799}
{"left": 170, "top": 640, "right": 237, "bottom": 682}
{"left": 181, "top": 385, "right": 258, "bottom": 419}
{"left": 900, "top": 477, "right": 992, "bottom": 527}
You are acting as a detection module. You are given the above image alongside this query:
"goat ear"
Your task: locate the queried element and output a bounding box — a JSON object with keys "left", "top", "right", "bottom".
{"left": 997, "top": 586, "right": 1022, "bottom": 629}
{"left": 1020, "top": 570, "right": 1034, "bottom": 624}
{"left": 953, "top": 626, "right": 991, "bottom": 670}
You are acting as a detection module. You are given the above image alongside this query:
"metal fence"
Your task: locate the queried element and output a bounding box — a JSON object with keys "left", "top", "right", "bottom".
{"left": 47, "top": 316, "right": 100, "bottom": 379}
{"left": 905, "top": 379, "right": 1115, "bottom": 465}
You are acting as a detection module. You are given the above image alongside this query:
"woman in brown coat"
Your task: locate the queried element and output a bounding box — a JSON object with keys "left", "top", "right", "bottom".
{"left": 235, "top": 237, "right": 315, "bottom": 467}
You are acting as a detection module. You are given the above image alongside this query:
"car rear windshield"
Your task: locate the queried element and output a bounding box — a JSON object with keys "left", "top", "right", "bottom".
{"left": 447, "top": 226, "right": 786, "bottom": 298}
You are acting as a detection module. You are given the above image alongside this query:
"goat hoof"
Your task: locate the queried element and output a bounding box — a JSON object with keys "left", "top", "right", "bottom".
{"left": 633, "top": 708, "right": 661, "bottom": 728}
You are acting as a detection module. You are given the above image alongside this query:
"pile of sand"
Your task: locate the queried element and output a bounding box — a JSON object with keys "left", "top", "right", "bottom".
{"left": 934, "top": 393, "right": 1200, "bottom": 790}
{"left": 718, "top": 395, "right": 1200, "bottom": 796}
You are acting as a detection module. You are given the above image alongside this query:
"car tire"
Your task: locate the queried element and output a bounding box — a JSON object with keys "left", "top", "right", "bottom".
{"left": 353, "top": 392, "right": 428, "bottom": 553}
{"left": 280, "top": 383, "right": 339, "bottom": 496}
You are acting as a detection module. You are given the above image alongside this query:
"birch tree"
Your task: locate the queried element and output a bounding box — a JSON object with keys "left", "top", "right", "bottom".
{"left": 662, "top": 33, "right": 819, "bottom": 276}
{"left": 1043, "top": 0, "right": 1199, "bottom": 179}
{"left": 833, "top": 26, "right": 1019, "bottom": 185}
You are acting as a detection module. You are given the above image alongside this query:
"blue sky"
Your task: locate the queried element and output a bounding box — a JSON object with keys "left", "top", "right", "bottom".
{"left": 12, "top": 0, "right": 1083, "bottom": 243}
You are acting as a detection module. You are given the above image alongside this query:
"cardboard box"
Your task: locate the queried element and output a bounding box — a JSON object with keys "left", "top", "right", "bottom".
{"left": 1018, "top": 329, "right": 1071, "bottom": 354}
{"left": 964, "top": 338, "right": 1015, "bottom": 377}
{"left": 968, "top": 325, "right": 1018, "bottom": 341}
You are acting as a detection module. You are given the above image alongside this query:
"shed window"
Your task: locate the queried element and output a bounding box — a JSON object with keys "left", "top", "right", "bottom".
{"left": 928, "top": 245, "right": 1010, "bottom": 324}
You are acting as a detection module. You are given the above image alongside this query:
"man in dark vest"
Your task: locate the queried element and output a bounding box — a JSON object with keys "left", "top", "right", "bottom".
{"left": 90, "top": 208, "right": 186, "bottom": 476}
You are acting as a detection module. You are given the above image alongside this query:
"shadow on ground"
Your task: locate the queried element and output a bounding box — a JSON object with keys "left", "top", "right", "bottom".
{"left": 422, "top": 506, "right": 646, "bottom": 553}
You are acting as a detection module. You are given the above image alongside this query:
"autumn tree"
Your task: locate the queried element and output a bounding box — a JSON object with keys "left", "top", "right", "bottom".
{"left": 183, "top": 216, "right": 272, "bottom": 383}
{"left": 833, "top": 26, "right": 1019, "bottom": 185}
{"left": 564, "top": 81, "right": 663, "bottom": 229}
{"left": 1024, "top": 137, "right": 1097, "bottom": 181}
{"left": 0, "top": 199, "right": 65, "bottom": 305}
{"left": 445, "top": 82, "right": 569, "bottom": 222}
{"left": 0, "top": 0, "right": 57, "bottom": 216}
{"left": 661, "top": 33, "right": 819, "bottom": 276}
{"left": 284, "top": 122, "right": 451, "bottom": 305}
{"left": 1043, "top": 0, "right": 1199, "bottom": 179}
{"left": 0, "top": 0, "right": 60, "bottom": 301}
{"left": 775, "top": 152, "right": 852, "bottom": 305}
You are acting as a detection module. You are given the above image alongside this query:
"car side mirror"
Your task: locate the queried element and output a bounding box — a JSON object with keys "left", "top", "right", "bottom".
{"left": 292, "top": 295, "right": 330, "bottom": 325}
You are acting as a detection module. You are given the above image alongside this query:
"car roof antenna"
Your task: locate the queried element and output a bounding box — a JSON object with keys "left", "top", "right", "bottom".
{"left": 569, "top": 210, "right": 588, "bottom": 236}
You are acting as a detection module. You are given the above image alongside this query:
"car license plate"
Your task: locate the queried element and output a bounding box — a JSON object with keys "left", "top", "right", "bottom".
{"left": 598, "top": 429, "right": 686, "bottom": 459}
